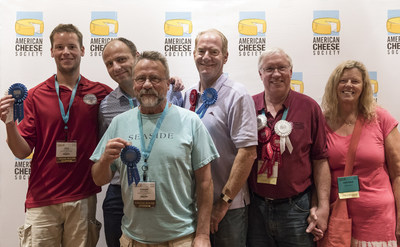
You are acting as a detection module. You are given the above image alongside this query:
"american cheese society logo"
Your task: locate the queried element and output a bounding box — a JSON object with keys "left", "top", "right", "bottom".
{"left": 312, "top": 10, "right": 340, "bottom": 56}
{"left": 387, "top": 10, "right": 400, "bottom": 55}
{"left": 164, "top": 12, "right": 192, "bottom": 57}
{"left": 14, "top": 152, "right": 33, "bottom": 180}
{"left": 89, "top": 12, "right": 118, "bottom": 57}
{"left": 15, "top": 12, "right": 43, "bottom": 57}
{"left": 369, "top": 71, "right": 378, "bottom": 101}
{"left": 238, "top": 12, "right": 266, "bottom": 57}
{"left": 290, "top": 72, "right": 304, "bottom": 94}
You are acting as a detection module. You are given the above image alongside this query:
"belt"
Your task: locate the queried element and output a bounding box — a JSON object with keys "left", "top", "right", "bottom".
{"left": 253, "top": 187, "right": 311, "bottom": 204}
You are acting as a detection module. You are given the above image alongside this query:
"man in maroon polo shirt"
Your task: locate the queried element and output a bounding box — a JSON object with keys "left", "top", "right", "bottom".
{"left": 247, "top": 48, "right": 331, "bottom": 247}
{"left": 0, "top": 24, "right": 112, "bottom": 247}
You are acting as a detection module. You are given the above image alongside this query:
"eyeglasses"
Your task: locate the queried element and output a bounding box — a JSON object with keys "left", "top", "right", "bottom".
{"left": 134, "top": 76, "right": 166, "bottom": 85}
{"left": 261, "top": 66, "right": 290, "bottom": 74}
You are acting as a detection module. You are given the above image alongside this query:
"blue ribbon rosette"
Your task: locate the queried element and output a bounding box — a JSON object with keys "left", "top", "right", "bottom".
{"left": 196, "top": 88, "right": 218, "bottom": 119}
{"left": 8, "top": 83, "right": 28, "bottom": 122}
{"left": 120, "top": 145, "right": 141, "bottom": 186}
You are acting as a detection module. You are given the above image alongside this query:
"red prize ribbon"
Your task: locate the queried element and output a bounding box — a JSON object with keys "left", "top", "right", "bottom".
{"left": 189, "top": 89, "right": 197, "bottom": 112}
{"left": 258, "top": 159, "right": 269, "bottom": 175}
{"left": 258, "top": 127, "right": 271, "bottom": 143}
{"left": 270, "top": 134, "right": 280, "bottom": 151}
{"left": 267, "top": 134, "right": 281, "bottom": 177}
{"left": 258, "top": 142, "right": 274, "bottom": 175}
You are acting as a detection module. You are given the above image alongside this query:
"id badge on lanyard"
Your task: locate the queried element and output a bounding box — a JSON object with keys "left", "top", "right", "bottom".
{"left": 56, "top": 141, "right": 77, "bottom": 163}
{"left": 257, "top": 160, "right": 278, "bottom": 185}
{"left": 338, "top": 175, "right": 360, "bottom": 199}
{"left": 133, "top": 182, "right": 156, "bottom": 208}
{"left": 55, "top": 75, "right": 80, "bottom": 163}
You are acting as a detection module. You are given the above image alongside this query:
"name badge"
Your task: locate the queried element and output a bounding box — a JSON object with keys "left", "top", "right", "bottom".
{"left": 257, "top": 160, "right": 278, "bottom": 185}
{"left": 338, "top": 175, "right": 360, "bottom": 199}
{"left": 56, "top": 141, "right": 77, "bottom": 163}
{"left": 133, "top": 182, "right": 156, "bottom": 208}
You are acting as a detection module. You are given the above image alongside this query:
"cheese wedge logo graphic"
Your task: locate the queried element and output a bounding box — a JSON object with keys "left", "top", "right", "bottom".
{"left": 312, "top": 18, "right": 340, "bottom": 35}
{"left": 164, "top": 19, "right": 192, "bottom": 36}
{"left": 15, "top": 19, "right": 44, "bottom": 36}
{"left": 290, "top": 80, "right": 304, "bottom": 94}
{"left": 370, "top": 79, "right": 378, "bottom": 94}
{"left": 387, "top": 17, "right": 400, "bottom": 33}
{"left": 90, "top": 19, "right": 118, "bottom": 36}
{"left": 238, "top": 19, "right": 266, "bottom": 36}
{"left": 26, "top": 152, "right": 34, "bottom": 160}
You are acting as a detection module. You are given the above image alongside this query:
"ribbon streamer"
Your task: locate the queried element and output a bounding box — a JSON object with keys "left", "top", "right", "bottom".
{"left": 196, "top": 88, "right": 218, "bottom": 118}
{"left": 189, "top": 89, "right": 198, "bottom": 112}
{"left": 8, "top": 83, "right": 28, "bottom": 122}
{"left": 120, "top": 145, "right": 142, "bottom": 186}
{"left": 274, "top": 120, "right": 293, "bottom": 154}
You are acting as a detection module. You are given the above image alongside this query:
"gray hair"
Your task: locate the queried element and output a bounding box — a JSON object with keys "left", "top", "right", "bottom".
{"left": 258, "top": 48, "right": 293, "bottom": 71}
{"left": 134, "top": 51, "right": 170, "bottom": 79}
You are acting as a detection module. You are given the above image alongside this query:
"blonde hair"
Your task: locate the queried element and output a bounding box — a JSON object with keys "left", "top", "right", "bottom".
{"left": 322, "top": 60, "right": 376, "bottom": 122}
{"left": 194, "top": 29, "right": 228, "bottom": 56}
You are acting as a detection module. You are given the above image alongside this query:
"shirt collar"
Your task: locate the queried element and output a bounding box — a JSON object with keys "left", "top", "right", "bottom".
{"left": 46, "top": 74, "right": 87, "bottom": 90}
{"left": 256, "top": 89, "right": 293, "bottom": 114}
{"left": 197, "top": 73, "right": 228, "bottom": 93}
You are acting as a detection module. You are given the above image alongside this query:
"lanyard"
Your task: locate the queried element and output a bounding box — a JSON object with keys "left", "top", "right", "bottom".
{"left": 55, "top": 75, "right": 81, "bottom": 139}
{"left": 128, "top": 98, "right": 135, "bottom": 109}
{"left": 138, "top": 103, "right": 169, "bottom": 181}
{"left": 282, "top": 107, "right": 289, "bottom": 120}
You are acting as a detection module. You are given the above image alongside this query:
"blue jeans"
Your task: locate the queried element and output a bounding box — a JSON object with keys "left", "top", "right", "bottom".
{"left": 103, "top": 184, "right": 124, "bottom": 247}
{"left": 247, "top": 191, "right": 315, "bottom": 247}
{"left": 211, "top": 206, "right": 248, "bottom": 247}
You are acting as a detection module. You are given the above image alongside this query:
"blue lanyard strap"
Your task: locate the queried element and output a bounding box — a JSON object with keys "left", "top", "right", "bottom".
{"left": 138, "top": 103, "right": 169, "bottom": 180}
{"left": 282, "top": 107, "right": 289, "bottom": 120}
{"left": 128, "top": 98, "right": 135, "bottom": 109}
{"left": 55, "top": 75, "right": 81, "bottom": 131}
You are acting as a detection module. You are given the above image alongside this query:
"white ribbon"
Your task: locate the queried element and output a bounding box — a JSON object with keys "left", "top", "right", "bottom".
{"left": 257, "top": 114, "right": 267, "bottom": 130}
{"left": 274, "top": 120, "right": 293, "bottom": 154}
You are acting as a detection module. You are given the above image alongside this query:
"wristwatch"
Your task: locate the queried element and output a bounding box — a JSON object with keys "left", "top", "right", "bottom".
{"left": 220, "top": 193, "right": 233, "bottom": 204}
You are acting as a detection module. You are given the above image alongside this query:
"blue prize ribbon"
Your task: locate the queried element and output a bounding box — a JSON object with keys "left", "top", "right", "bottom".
{"left": 120, "top": 145, "right": 142, "bottom": 186}
{"left": 8, "top": 83, "right": 28, "bottom": 122}
{"left": 196, "top": 88, "right": 218, "bottom": 119}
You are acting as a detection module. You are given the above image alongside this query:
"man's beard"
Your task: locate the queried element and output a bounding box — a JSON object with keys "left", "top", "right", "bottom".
{"left": 137, "top": 88, "right": 165, "bottom": 108}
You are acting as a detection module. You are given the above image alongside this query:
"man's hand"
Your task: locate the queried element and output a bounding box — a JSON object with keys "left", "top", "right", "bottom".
{"left": 0, "top": 95, "right": 14, "bottom": 124}
{"left": 101, "top": 138, "right": 130, "bottom": 165}
{"left": 306, "top": 205, "right": 329, "bottom": 241}
{"left": 92, "top": 137, "right": 131, "bottom": 186}
{"left": 192, "top": 234, "right": 211, "bottom": 247}
{"left": 210, "top": 199, "right": 230, "bottom": 234}
{"left": 170, "top": 77, "right": 185, "bottom": 92}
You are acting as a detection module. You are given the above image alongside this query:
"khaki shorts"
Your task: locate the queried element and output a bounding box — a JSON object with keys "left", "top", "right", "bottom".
{"left": 18, "top": 195, "right": 101, "bottom": 247}
{"left": 120, "top": 233, "right": 195, "bottom": 247}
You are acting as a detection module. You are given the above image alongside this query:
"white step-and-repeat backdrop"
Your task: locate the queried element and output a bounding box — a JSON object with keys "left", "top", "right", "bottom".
{"left": 1, "top": 0, "right": 400, "bottom": 246}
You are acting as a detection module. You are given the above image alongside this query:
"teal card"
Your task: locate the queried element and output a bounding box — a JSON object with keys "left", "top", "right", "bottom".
{"left": 338, "top": 175, "right": 359, "bottom": 193}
